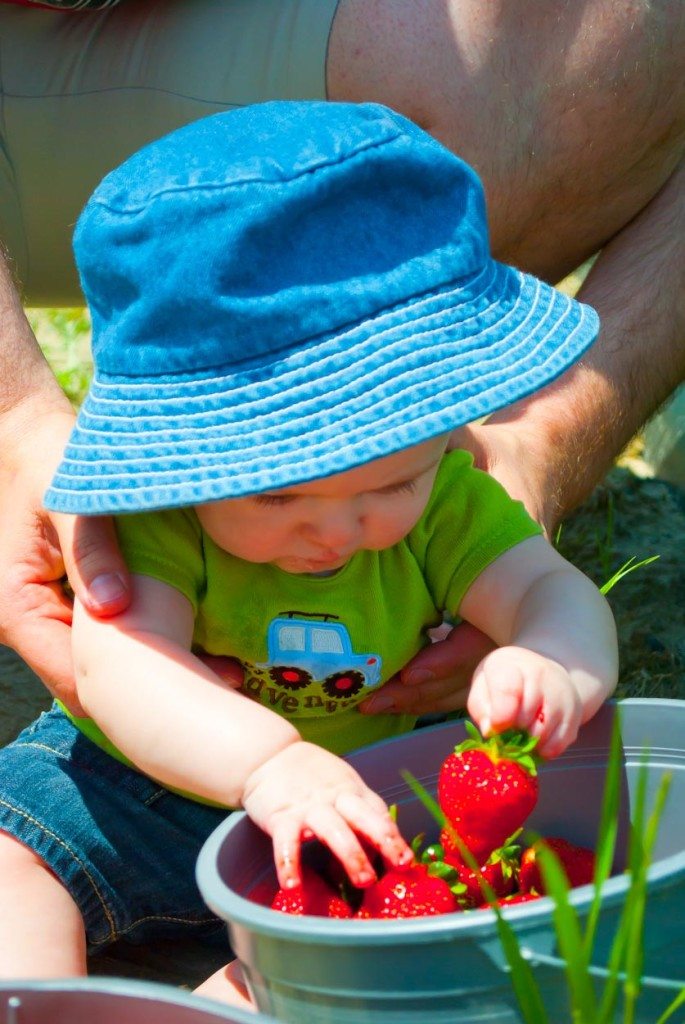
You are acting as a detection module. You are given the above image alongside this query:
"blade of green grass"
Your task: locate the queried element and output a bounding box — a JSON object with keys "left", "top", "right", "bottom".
{"left": 600, "top": 555, "right": 659, "bottom": 595}
{"left": 595, "top": 755, "right": 673, "bottom": 1024}
{"left": 400, "top": 769, "right": 550, "bottom": 1024}
{"left": 596, "top": 753, "right": 649, "bottom": 1022}
{"left": 620, "top": 754, "right": 650, "bottom": 1024}
{"left": 584, "top": 712, "right": 623, "bottom": 957}
{"left": 596, "top": 492, "right": 615, "bottom": 581}
{"left": 656, "top": 987, "right": 685, "bottom": 1024}
{"left": 623, "top": 771, "right": 672, "bottom": 1024}
{"left": 588, "top": 715, "right": 629, "bottom": 1024}
{"left": 536, "top": 842, "right": 598, "bottom": 1022}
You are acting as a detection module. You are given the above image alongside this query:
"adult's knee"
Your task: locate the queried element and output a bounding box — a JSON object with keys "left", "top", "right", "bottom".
{"left": 327, "top": 0, "right": 468, "bottom": 142}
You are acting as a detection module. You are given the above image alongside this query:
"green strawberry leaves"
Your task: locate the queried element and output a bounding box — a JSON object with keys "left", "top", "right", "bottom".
{"left": 456, "top": 721, "right": 540, "bottom": 776}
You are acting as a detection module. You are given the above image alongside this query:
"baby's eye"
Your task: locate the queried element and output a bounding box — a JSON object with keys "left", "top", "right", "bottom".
{"left": 253, "top": 493, "right": 296, "bottom": 507}
{"left": 377, "top": 479, "right": 417, "bottom": 496}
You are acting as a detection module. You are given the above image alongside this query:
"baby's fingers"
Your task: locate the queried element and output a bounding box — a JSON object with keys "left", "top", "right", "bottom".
{"left": 531, "top": 701, "right": 582, "bottom": 759}
{"left": 334, "top": 791, "right": 413, "bottom": 871}
{"left": 271, "top": 818, "right": 305, "bottom": 890}
{"left": 271, "top": 795, "right": 413, "bottom": 891}
{"left": 468, "top": 652, "right": 524, "bottom": 735}
{"left": 305, "top": 794, "right": 411, "bottom": 887}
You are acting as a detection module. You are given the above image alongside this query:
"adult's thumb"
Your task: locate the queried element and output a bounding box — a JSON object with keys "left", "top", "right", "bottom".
{"left": 53, "top": 511, "right": 131, "bottom": 617}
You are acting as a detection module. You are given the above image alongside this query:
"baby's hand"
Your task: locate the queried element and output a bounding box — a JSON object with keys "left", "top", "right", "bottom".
{"left": 241, "top": 741, "right": 413, "bottom": 890}
{"left": 467, "top": 646, "right": 583, "bottom": 758}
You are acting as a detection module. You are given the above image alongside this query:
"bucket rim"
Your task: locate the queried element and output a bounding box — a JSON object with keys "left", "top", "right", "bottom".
{"left": 0, "top": 977, "right": 269, "bottom": 1022}
{"left": 196, "top": 814, "right": 685, "bottom": 947}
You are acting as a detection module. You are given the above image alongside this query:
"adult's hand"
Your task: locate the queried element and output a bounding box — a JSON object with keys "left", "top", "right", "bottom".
{"left": 0, "top": 251, "right": 134, "bottom": 712}
{"left": 0, "top": 402, "right": 131, "bottom": 714}
{"left": 359, "top": 621, "right": 492, "bottom": 717}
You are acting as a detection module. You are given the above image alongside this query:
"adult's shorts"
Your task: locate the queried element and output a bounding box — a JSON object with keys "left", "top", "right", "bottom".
{"left": 0, "top": 0, "right": 339, "bottom": 303}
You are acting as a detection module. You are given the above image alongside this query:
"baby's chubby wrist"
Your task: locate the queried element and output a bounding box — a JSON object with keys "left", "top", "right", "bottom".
{"left": 237, "top": 726, "right": 302, "bottom": 807}
{"left": 240, "top": 735, "right": 305, "bottom": 806}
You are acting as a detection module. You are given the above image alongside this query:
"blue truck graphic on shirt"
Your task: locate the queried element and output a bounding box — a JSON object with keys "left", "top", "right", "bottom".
{"left": 257, "top": 614, "right": 382, "bottom": 699}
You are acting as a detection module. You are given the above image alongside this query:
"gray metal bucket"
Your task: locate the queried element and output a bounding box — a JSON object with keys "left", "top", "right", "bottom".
{"left": 0, "top": 978, "right": 277, "bottom": 1024}
{"left": 197, "top": 699, "right": 685, "bottom": 1023}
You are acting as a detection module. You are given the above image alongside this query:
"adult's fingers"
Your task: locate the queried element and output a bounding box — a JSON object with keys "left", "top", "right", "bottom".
{"left": 360, "top": 621, "right": 492, "bottom": 715}
{"left": 7, "top": 594, "right": 85, "bottom": 715}
{"left": 0, "top": 467, "right": 84, "bottom": 712}
{"left": 52, "top": 511, "right": 130, "bottom": 617}
{"left": 196, "top": 654, "right": 245, "bottom": 689}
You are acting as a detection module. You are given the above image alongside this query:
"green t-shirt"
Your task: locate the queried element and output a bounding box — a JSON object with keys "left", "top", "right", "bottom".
{"left": 65, "top": 450, "right": 541, "bottom": 800}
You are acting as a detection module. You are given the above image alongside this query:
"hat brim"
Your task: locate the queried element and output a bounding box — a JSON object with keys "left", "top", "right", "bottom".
{"left": 45, "top": 261, "right": 598, "bottom": 514}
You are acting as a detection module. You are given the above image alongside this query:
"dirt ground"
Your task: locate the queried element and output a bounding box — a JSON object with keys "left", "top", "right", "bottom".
{"left": 556, "top": 466, "right": 684, "bottom": 702}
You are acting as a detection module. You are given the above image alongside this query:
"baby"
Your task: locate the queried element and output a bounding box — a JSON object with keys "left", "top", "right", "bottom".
{"left": 0, "top": 101, "right": 616, "bottom": 980}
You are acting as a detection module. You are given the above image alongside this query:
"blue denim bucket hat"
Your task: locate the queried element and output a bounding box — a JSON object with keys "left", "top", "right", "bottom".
{"left": 45, "top": 101, "right": 599, "bottom": 514}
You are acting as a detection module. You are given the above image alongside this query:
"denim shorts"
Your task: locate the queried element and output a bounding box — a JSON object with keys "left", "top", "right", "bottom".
{"left": 0, "top": 704, "right": 231, "bottom": 953}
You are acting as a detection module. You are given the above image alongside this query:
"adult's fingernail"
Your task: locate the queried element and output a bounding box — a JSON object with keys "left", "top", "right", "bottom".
{"left": 364, "top": 694, "right": 395, "bottom": 713}
{"left": 88, "top": 573, "right": 128, "bottom": 608}
{"left": 403, "top": 669, "right": 435, "bottom": 686}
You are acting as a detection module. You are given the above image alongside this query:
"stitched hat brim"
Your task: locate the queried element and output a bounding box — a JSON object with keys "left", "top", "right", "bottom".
{"left": 45, "top": 261, "right": 598, "bottom": 514}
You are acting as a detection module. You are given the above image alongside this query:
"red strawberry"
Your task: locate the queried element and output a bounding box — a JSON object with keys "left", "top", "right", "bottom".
{"left": 356, "top": 863, "right": 462, "bottom": 919}
{"left": 479, "top": 891, "right": 543, "bottom": 909}
{"left": 437, "top": 723, "right": 539, "bottom": 862}
{"left": 519, "top": 836, "right": 596, "bottom": 894}
{"left": 271, "top": 866, "right": 353, "bottom": 918}
{"left": 421, "top": 837, "right": 518, "bottom": 908}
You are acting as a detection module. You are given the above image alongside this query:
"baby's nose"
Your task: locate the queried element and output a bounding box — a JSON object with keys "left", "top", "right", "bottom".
{"left": 312, "top": 505, "right": 361, "bottom": 550}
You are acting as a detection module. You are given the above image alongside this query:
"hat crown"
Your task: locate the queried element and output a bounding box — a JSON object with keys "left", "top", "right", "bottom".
{"left": 74, "top": 101, "right": 489, "bottom": 378}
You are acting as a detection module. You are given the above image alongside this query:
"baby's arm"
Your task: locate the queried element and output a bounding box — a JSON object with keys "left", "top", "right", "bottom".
{"left": 459, "top": 535, "right": 618, "bottom": 757}
{"left": 72, "top": 573, "right": 412, "bottom": 887}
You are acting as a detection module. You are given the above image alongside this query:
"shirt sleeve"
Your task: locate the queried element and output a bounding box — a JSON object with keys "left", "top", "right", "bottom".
{"left": 408, "top": 449, "right": 543, "bottom": 616}
{"left": 115, "top": 507, "right": 206, "bottom": 614}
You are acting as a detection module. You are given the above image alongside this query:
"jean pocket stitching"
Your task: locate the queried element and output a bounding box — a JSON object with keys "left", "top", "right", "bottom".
{"left": 0, "top": 795, "right": 119, "bottom": 944}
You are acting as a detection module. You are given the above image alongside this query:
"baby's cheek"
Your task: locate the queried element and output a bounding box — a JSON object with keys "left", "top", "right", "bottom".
{"left": 231, "top": 535, "right": 282, "bottom": 562}
{"left": 368, "top": 511, "right": 422, "bottom": 550}
{"left": 204, "top": 521, "right": 281, "bottom": 562}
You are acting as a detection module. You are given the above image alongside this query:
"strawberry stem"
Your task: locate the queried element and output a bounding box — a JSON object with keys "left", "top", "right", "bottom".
{"left": 457, "top": 721, "right": 540, "bottom": 776}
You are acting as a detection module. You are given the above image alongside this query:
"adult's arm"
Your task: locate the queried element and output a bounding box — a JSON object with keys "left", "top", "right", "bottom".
{"left": 0, "top": 253, "right": 129, "bottom": 710}
{"left": 362, "top": 159, "right": 685, "bottom": 717}
{"left": 465, "top": 155, "right": 685, "bottom": 534}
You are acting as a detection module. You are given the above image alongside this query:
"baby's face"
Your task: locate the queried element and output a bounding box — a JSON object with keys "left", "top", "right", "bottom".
{"left": 195, "top": 435, "right": 449, "bottom": 574}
